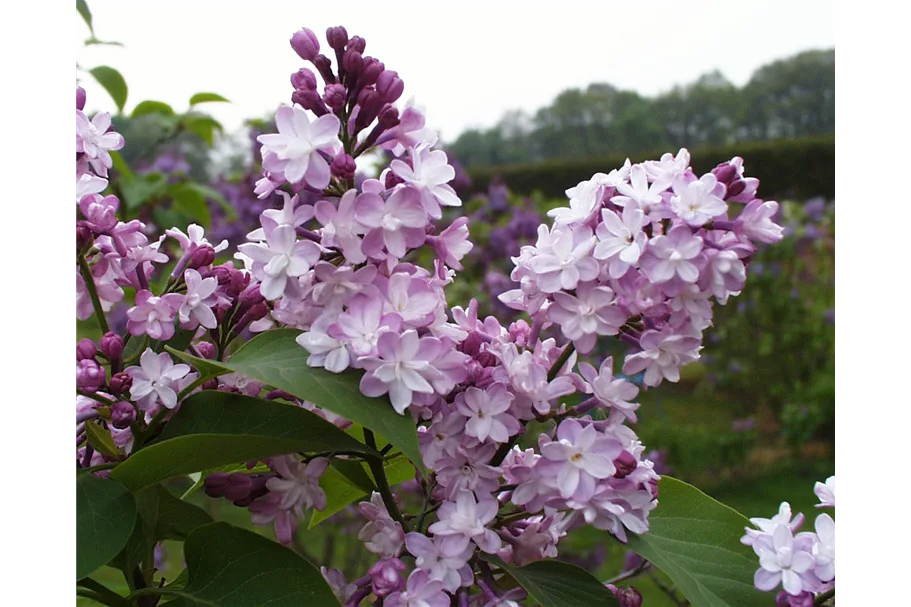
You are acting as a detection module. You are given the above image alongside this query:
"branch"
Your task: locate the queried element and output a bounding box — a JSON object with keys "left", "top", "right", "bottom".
{"left": 78, "top": 253, "right": 110, "bottom": 334}
{"left": 363, "top": 428, "right": 408, "bottom": 530}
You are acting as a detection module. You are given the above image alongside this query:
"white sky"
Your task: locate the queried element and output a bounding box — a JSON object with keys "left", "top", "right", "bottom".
{"left": 76, "top": 0, "right": 834, "bottom": 143}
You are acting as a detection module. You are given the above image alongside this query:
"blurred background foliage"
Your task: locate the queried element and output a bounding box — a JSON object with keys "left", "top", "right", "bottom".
{"left": 77, "top": 3, "right": 834, "bottom": 603}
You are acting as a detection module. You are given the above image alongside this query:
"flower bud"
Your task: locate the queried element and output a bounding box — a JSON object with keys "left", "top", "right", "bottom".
{"left": 77, "top": 86, "right": 87, "bottom": 111}
{"left": 776, "top": 590, "right": 814, "bottom": 607}
{"left": 76, "top": 338, "right": 97, "bottom": 361}
{"left": 77, "top": 359, "right": 106, "bottom": 393}
{"left": 100, "top": 332, "right": 123, "bottom": 360}
{"left": 331, "top": 154, "right": 357, "bottom": 180}
{"left": 613, "top": 450, "right": 638, "bottom": 479}
{"left": 376, "top": 70, "right": 404, "bottom": 104}
{"left": 202, "top": 378, "right": 219, "bottom": 391}
{"left": 76, "top": 222, "right": 93, "bottom": 250}
{"left": 224, "top": 472, "right": 254, "bottom": 502}
{"left": 347, "top": 35, "right": 366, "bottom": 54}
{"left": 323, "top": 83, "right": 347, "bottom": 112}
{"left": 711, "top": 162, "right": 738, "bottom": 186}
{"left": 508, "top": 320, "right": 531, "bottom": 347}
{"left": 195, "top": 341, "right": 216, "bottom": 359}
{"left": 623, "top": 551, "right": 646, "bottom": 572}
{"left": 343, "top": 50, "right": 363, "bottom": 78}
{"left": 110, "top": 401, "right": 136, "bottom": 429}
{"left": 290, "top": 27, "right": 320, "bottom": 61}
{"left": 291, "top": 89, "right": 329, "bottom": 117}
{"left": 290, "top": 68, "right": 318, "bottom": 91}
{"left": 238, "top": 284, "right": 265, "bottom": 312}
{"left": 359, "top": 58, "right": 384, "bottom": 86}
{"left": 108, "top": 371, "right": 133, "bottom": 397}
{"left": 312, "top": 54, "right": 336, "bottom": 84}
{"left": 606, "top": 585, "right": 642, "bottom": 607}
{"left": 326, "top": 26, "right": 349, "bottom": 51}
{"left": 384, "top": 170, "right": 405, "bottom": 189}
{"left": 378, "top": 105, "right": 400, "bottom": 129}
{"left": 204, "top": 472, "right": 230, "bottom": 498}
{"left": 369, "top": 558, "right": 406, "bottom": 597}
{"left": 188, "top": 244, "right": 216, "bottom": 270}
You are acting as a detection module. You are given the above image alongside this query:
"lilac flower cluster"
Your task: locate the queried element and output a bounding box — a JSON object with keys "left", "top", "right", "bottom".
{"left": 76, "top": 25, "right": 787, "bottom": 605}
{"left": 743, "top": 477, "right": 835, "bottom": 605}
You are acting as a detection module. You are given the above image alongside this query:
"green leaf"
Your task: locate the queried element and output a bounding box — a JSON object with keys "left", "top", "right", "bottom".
{"left": 189, "top": 92, "right": 230, "bottom": 105}
{"left": 162, "top": 523, "right": 340, "bottom": 606}
{"left": 84, "top": 421, "right": 121, "bottom": 459}
{"left": 109, "top": 151, "right": 134, "bottom": 181}
{"left": 131, "top": 100, "right": 175, "bottom": 119}
{"left": 76, "top": 0, "right": 93, "bottom": 34}
{"left": 182, "top": 114, "right": 223, "bottom": 145}
{"left": 121, "top": 172, "right": 166, "bottom": 210}
{"left": 89, "top": 66, "right": 128, "bottom": 113}
{"left": 84, "top": 37, "right": 125, "bottom": 47}
{"left": 170, "top": 329, "right": 424, "bottom": 469}
{"left": 154, "top": 487, "right": 213, "bottom": 540}
{"left": 76, "top": 471, "right": 137, "bottom": 580}
{"left": 184, "top": 182, "right": 237, "bottom": 220}
{"left": 169, "top": 182, "right": 212, "bottom": 227}
{"left": 110, "top": 391, "right": 380, "bottom": 491}
{"left": 624, "top": 477, "right": 769, "bottom": 607}
{"left": 487, "top": 556, "right": 618, "bottom": 607}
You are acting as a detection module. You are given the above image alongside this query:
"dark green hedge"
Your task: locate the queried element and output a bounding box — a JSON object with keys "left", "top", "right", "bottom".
{"left": 462, "top": 136, "right": 835, "bottom": 201}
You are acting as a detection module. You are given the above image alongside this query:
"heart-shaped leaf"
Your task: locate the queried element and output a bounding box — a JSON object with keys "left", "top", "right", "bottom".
{"left": 76, "top": 471, "right": 136, "bottom": 580}
{"left": 88, "top": 66, "right": 128, "bottom": 113}
{"left": 487, "top": 556, "right": 618, "bottom": 607}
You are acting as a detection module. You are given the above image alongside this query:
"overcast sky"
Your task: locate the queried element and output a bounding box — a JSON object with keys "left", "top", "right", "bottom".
{"left": 75, "top": 0, "right": 834, "bottom": 143}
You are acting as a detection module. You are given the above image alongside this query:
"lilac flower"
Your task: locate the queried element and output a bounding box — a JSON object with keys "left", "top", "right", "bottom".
{"left": 428, "top": 489, "right": 501, "bottom": 554}
{"left": 389, "top": 145, "right": 461, "bottom": 219}
{"left": 739, "top": 199, "right": 784, "bottom": 244}
{"left": 377, "top": 105, "right": 439, "bottom": 156}
{"left": 266, "top": 455, "right": 329, "bottom": 512}
{"left": 359, "top": 330, "right": 445, "bottom": 414}
{"left": 594, "top": 206, "right": 648, "bottom": 278}
{"left": 639, "top": 225, "right": 704, "bottom": 285}
{"left": 455, "top": 383, "right": 520, "bottom": 443}
{"left": 249, "top": 494, "right": 299, "bottom": 545}
{"left": 612, "top": 164, "right": 666, "bottom": 213}
{"left": 126, "top": 290, "right": 183, "bottom": 340}
{"left": 358, "top": 492, "right": 405, "bottom": 557}
{"left": 126, "top": 349, "right": 190, "bottom": 410}
{"left": 296, "top": 316, "right": 351, "bottom": 373}
{"left": 669, "top": 173, "right": 728, "bottom": 226}
{"left": 330, "top": 294, "right": 401, "bottom": 357}
{"left": 537, "top": 419, "right": 622, "bottom": 502}
{"left": 384, "top": 570, "right": 450, "bottom": 607}
{"left": 177, "top": 269, "right": 222, "bottom": 329}
{"left": 435, "top": 444, "right": 502, "bottom": 499}
{"left": 76, "top": 111, "right": 124, "bottom": 176}
{"left": 257, "top": 104, "right": 342, "bottom": 189}
{"left": 315, "top": 189, "right": 366, "bottom": 264}
{"left": 623, "top": 329, "right": 702, "bottom": 386}
{"left": 311, "top": 263, "right": 377, "bottom": 310}
{"left": 753, "top": 524, "right": 819, "bottom": 595}
{"left": 741, "top": 502, "right": 806, "bottom": 547}
{"left": 578, "top": 358, "right": 640, "bottom": 422}
{"left": 166, "top": 224, "right": 229, "bottom": 260}
{"left": 77, "top": 173, "right": 108, "bottom": 204}
{"left": 701, "top": 249, "right": 746, "bottom": 304}
{"left": 321, "top": 567, "right": 357, "bottom": 604}
{"left": 814, "top": 476, "right": 835, "bottom": 508}
{"left": 357, "top": 187, "right": 428, "bottom": 258}
{"left": 431, "top": 217, "right": 473, "bottom": 270}
{"left": 370, "top": 558, "right": 407, "bottom": 597}
{"left": 643, "top": 148, "right": 690, "bottom": 185}
{"left": 405, "top": 532, "right": 473, "bottom": 593}
{"left": 548, "top": 283, "right": 628, "bottom": 353}
{"left": 523, "top": 224, "right": 599, "bottom": 293}
{"left": 237, "top": 224, "right": 321, "bottom": 300}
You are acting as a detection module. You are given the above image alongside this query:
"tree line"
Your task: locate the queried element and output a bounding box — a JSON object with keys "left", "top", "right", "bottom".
{"left": 447, "top": 49, "right": 834, "bottom": 168}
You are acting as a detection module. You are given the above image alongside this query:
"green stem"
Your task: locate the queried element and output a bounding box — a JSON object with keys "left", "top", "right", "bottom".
{"left": 76, "top": 578, "right": 129, "bottom": 607}
{"left": 177, "top": 375, "right": 209, "bottom": 400}
{"left": 814, "top": 588, "right": 835, "bottom": 606}
{"left": 547, "top": 342, "right": 575, "bottom": 382}
{"left": 363, "top": 429, "right": 408, "bottom": 530}
{"left": 77, "top": 389, "right": 117, "bottom": 407}
{"left": 125, "top": 587, "right": 185, "bottom": 602}
{"left": 78, "top": 254, "right": 110, "bottom": 334}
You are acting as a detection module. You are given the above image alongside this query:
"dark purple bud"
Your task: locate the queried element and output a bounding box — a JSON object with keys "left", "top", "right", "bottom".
{"left": 355, "top": 87, "right": 382, "bottom": 130}
{"left": 776, "top": 590, "right": 814, "bottom": 607}
{"left": 76, "top": 222, "right": 93, "bottom": 250}
{"left": 233, "top": 303, "right": 270, "bottom": 335}
{"left": 107, "top": 372, "right": 132, "bottom": 397}
{"left": 476, "top": 350, "right": 498, "bottom": 368}
{"left": 726, "top": 180, "right": 745, "bottom": 198}
{"left": 607, "top": 585, "right": 642, "bottom": 607}
{"left": 378, "top": 104, "right": 400, "bottom": 129}
{"left": 312, "top": 54, "right": 336, "bottom": 84}
{"left": 290, "top": 68, "right": 318, "bottom": 91}
{"left": 241, "top": 284, "right": 265, "bottom": 306}
{"left": 77, "top": 86, "right": 87, "bottom": 111}
{"left": 376, "top": 70, "right": 404, "bottom": 104}
{"left": 224, "top": 473, "right": 254, "bottom": 502}
{"left": 347, "top": 35, "right": 366, "bottom": 54}
{"left": 711, "top": 162, "right": 738, "bottom": 186}
{"left": 461, "top": 332, "right": 483, "bottom": 357}
{"left": 292, "top": 89, "right": 329, "bottom": 117}
{"left": 384, "top": 169, "right": 405, "bottom": 189}
{"left": 359, "top": 58, "right": 384, "bottom": 86}
{"left": 110, "top": 401, "right": 136, "bottom": 429}
{"left": 330, "top": 153, "right": 357, "bottom": 180}
{"left": 326, "top": 26, "right": 349, "bottom": 51}
{"left": 76, "top": 338, "right": 97, "bottom": 361}
{"left": 204, "top": 472, "right": 230, "bottom": 498}
{"left": 613, "top": 450, "right": 638, "bottom": 479}
{"left": 343, "top": 50, "right": 363, "bottom": 78}
{"left": 188, "top": 245, "right": 216, "bottom": 270}
{"left": 369, "top": 558, "right": 406, "bottom": 597}
{"left": 623, "top": 551, "right": 646, "bottom": 572}
{"left": 195, "top": 341, "right": 216, "bottom": 359}
{"left": 323, "top": 83, "right": 347, "bottom": 112}
{"left": 290, "top": 27, "right": 320, "bottom": 61}
{"left": 202, "top": 378, "right": 219, "bottom": 391}
{"left": 99, "top": 332, "right": 123, "bottom": 360}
